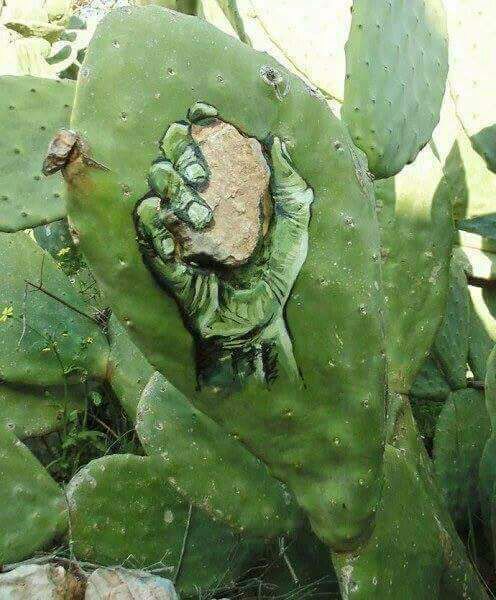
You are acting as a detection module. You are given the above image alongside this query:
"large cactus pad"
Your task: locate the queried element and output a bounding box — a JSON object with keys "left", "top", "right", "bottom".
{"left": 342, "top": 0, "right": 448, "bottom": 178}
{"left": 64, "top": 6, "right": 386, "bottom": 551}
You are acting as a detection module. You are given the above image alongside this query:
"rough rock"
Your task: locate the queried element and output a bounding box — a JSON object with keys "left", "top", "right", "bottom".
{"left": 84, "top": 568, "right": 178, "bottom": 600}
{"left": 0, "top": 564, "right": 83, "bottom": 600}
{"left": 172, "top": 119, "right": 271, "bottom": 268}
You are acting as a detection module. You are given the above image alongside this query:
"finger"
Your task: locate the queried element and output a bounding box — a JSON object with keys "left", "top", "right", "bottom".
{"left": 135, "top": 197, "right": 175, "bottom": 260}
{"left": 160, "top": 122, "right": 209, "bottom": 188}
{"left": 148, "top": 161, "right": 213, "bottom": 231}
{"left": 135, "top": 197, "right": 197, "bottom": 299}
{"left": 269, "top": 137, "right": 311, "bottom": 201}
{"left": 187, "top": 102, "right": 218, "bottom": 124}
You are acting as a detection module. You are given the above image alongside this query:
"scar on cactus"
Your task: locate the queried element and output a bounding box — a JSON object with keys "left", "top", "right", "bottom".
{"left": 42, "top": 128, "right": 109, "bottom": 178}
{"left": 133, "top": 102, "right": 314, "bottom": 392}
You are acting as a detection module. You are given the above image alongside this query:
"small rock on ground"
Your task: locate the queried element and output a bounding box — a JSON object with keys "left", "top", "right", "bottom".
{"left": 0, "top": 564, "right": 83, "bottom": 600}
{"left": 85, "top": 568, "right": 178, "bottom": 600}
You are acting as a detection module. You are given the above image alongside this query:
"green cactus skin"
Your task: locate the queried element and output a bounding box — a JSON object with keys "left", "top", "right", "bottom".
{"left": 33, "top": 218, "right": 74, "bottom": 260}
{"left": 434, "top": 389, "right": 491, "bottom": 530}
{"left": 479, "top": 436, "right": 496, "bottom": 537}
{"left": 47, "top": 16, "right": 91, "bottom": 81}
{"left": 134, "top": 130, "right": 310, "bottom": 387}
{"left": 0, "top": 382, "right": 85, "bottom": 439}
{"left": 137, "top": 371, "right": 301, "bottom": 539}
{"left": 0, "top": 427, "right": 67, "bottom": 563}
{"left": 432, "top": 256, "right": 470, "bottom": 391}
{"left": 410, "top": 355, "right": 451, "bottom": 401}
{"left": 342, "top": 0, "right": 448, "bottom": 179}
{"left": 470, "top": 283, "right": 496, "bottom": 327}
{"left": 64, "top": 6, "right": 386, "bottom": 552}
{"left": 0, "top": 75, "right": 73, "bottom": 232}
{"left": 334, "top": 401, "right": 489, "bottom": 600}
{"left": 447, "top": 0, "right": 496, "bottom": 174}
{"left": 375, "top": 144, "right": 453, "bottom": 394}
{"left": 468, "top": 296, "right": 494, "bottom": 382}
{"left": 66, "top": 453, "right": 260, "bottom": 595}
{"left": 480, "top": 346, "right": 496, "bottom": 535}
{"left": 107, "top": 315, "right": 155, "bottom": 421}
{"left": 33, "top": 218, "right": 103, "bottom": 309}
{"left": 0, "top": 231, "right": 109, "bottom": 386}
{"left": 458, "top": 216, "right": 496, "bottom": 246}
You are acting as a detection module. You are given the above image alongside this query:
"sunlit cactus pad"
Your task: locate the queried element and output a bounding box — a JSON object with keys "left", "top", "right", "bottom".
{"left": 0, "top": 75, "right": 74, "bottom": 231}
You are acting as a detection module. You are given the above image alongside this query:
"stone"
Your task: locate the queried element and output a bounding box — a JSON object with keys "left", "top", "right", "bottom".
{"left": 171, "top": 119, "right": 271, "bottom": 268}
{"left": 0, "top": 564, "right": 84, "bottom": 600}
{"left": 84, "top": 568, "right": 178, "bottom": 600}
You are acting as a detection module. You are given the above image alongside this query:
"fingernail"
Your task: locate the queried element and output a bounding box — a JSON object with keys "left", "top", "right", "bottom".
{"left": 187, "top": 202, "right": 212, "bottom": 229}
{"left": 184, "top": 162, "right": 208, "bottom": 186}
{"left": 161, "top": 236, "right": 175, "bottom": 256}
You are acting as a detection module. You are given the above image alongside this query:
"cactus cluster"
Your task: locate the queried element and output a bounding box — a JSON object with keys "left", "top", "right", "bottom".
{"left": 1, "top": 1, "right": 496, "bottom": 599}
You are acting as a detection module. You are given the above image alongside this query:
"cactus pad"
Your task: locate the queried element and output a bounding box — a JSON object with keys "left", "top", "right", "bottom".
{"left": 64, "top": 6, "right": 386, "bottom": 551}
{"left": 0, "top": 382, "right": 85, "bottom": 438}
{"left": 342, "top": 0, "right": 448, "bottom": 178}
{"left": 434, "top": 389, "right": 491, "bottom": 528}
{"left": 137, "top": 372, "right": 300, "bottom": 538}
{"left": 107, "top": 315, "right": 155, "bottom": 420}
{"left": 0, "top": 427, "right": 66, "bottom": 563}
{"left": 0, "top": 231, "right": 109, "bottom": 386}
{"left": 410, "top": 355, "right": 450, "bottom": 401}
{"left": 376, "top": 145, "right": 453, "bottom": 393}
{"left": 0, "top": 75, "right": 74, "bottom": 231}
{"left": 432, "top": 256, "right": 470, "bottom": 391}
{"left": 66, "top": 453, "right": 259, "bottom": 595}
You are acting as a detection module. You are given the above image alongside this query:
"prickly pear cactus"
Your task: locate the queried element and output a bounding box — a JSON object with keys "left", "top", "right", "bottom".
{"left": 433, "top": 93, "right": 496, "bottom": 223}
{"left": 431, "top": 256, "right": 470, "bottom": 391}
{"left": 66, "top": 453, "right": 260, "bottom": 595}
{"left": 410, "top": 355, "right": 450, "bottom": 401}
{"left": 0, "top": 75, "right": 73, "bottom": 231}
{"left": 0, "top": 427, "right": 67, "bottom": 563}
{"left": 480, "top": 346, "right": 496, "bottom": 538}
{"left": 0, "top": 382, "right": 85, "bottom": 439}
{"left": 106, "top": 315, "right": 155, "bottom": 420}
{"left": 434, "top": 389, "right": 490, "bottom": 529}
{"left": 334, "top": 404, "right": 488, "bottom": 600}
{"left": 60, "top": 6, "right": 387, "bottom": 552}
{"left": 342, "top": 0, "right": 448, "bottom": 179}
{"left": 0, "top": 231, "right": 109, "bottom": 386}
{"left": 376, "top": 144, "right": 453, "bottom": 393}
{"left": 47, "top": 16, "right": 92, "bottom": 80}
{"left": 137, "top": 372, "right": 300, "bottom": 538}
